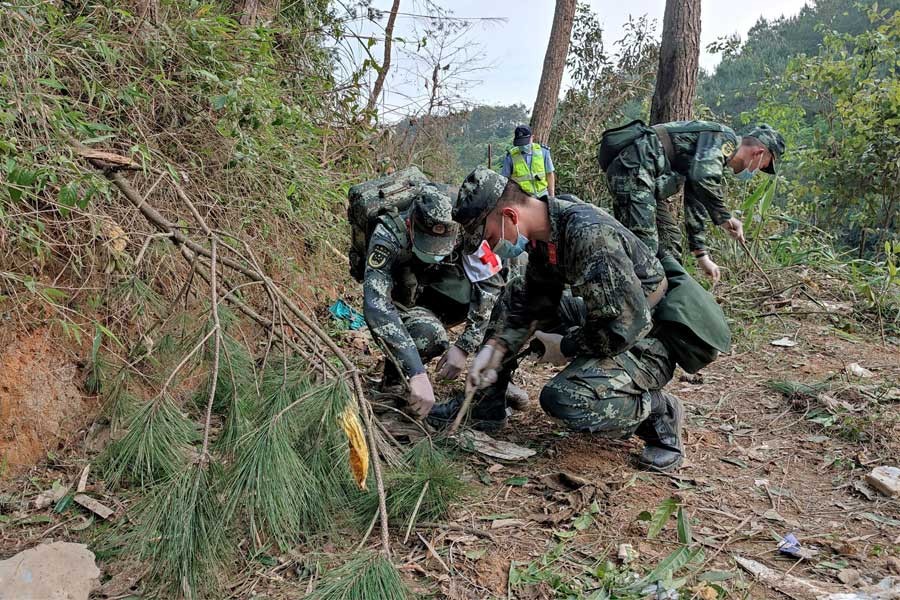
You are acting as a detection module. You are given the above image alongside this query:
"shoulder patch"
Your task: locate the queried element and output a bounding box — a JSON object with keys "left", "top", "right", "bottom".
{"left": 721, "top": 140, "right": 736, "bottom": 158}
{"left": 367, "top": 244, "right": 391, "bottom": 269}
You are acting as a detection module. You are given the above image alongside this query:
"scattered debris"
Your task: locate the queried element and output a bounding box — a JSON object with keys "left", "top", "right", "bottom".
{"left": 33, "top": 480, "right": 69, "bottom": 510}
{"left": 490, "top": 518, "right": 526, "bottom": 530}
{"left": 771, "top": 337, "right": 798, "bottom": 347}
{"left": 0, "top": 542, "right": 100, "bottom": 600}
{"left": 822, "top": 576, "right": 900, "bottom": 599}
{"left": 865, "top": 466, "right": 900, "bottom": 498}
{"left": 76, "top": 465, "right": 90, "bottom": 493}
{"left": 73, "top": 494, "right": 115, "bottom": 520}
{"left": 328, "top": 299, "right": 366, "bottom": 330}
{"left": 617, "top": 543, "right": 636, "bottom": 563}
{"left": 777, "top": 532, "right": 819, "bottom": 559}
{"left": 838, "top": 569, "right": 861, "bottom": 585}
{"left": 735, "top": 555, "right": 837, "bottom": 598}
{"left": 457, "top": 430, "right": 536, "bottom": 461}
{"left": 846, "top": 363, "right": 874, "bottom": 378}
{"left": 852, "top": 480, "right": 878, "bottom": 501}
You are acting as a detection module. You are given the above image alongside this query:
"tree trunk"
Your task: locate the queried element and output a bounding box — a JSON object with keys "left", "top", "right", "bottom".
{"left": 649, "top": 0, "right": 701, "bottom": 124}
{"left": 366, "top": 0, "right": 401, "bottom": 116}
{"left": 237, "top": 0, "right": 260, "bottom": 26}
{"left": 530, "top": 0, "right": 576, "bottom": 144}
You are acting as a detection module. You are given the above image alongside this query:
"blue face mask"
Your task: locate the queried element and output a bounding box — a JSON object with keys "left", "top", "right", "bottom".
{"left": 493, "top": 213, "right": 529, "bottom": 259}
{"left": 735, "top": 154, "right": 760, "bottom": 181}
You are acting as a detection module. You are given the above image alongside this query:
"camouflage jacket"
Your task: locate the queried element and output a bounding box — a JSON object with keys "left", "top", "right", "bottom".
{"left": 363, "top": 211, "right": 504, "bottom": 377}
{"left": 496, "top": 197, "right": 665, "bottom": 358}
{"left": 658, "top": 121, "right": 740, "bottom": 251}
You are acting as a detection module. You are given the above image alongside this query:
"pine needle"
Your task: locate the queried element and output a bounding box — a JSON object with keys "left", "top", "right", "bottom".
{"left": 306, "top": 552, "right": 412, "bottom": 600}
{"left": 124, "top": 462, "right": 229, "bottom": 598}
{"left": 225, "top": 417, "right": 326, "bottom": 549}
{"left": 100, "top": 393, "right": 196, "bottom": 488}
{"left": 293, "top": 380, "right": 360, "bottom": 505}
{"left": 355, "top": 440, "right": 465, "bottom": 525}
{"left": 100, "top": 371, "right": 139, "bottom": 432}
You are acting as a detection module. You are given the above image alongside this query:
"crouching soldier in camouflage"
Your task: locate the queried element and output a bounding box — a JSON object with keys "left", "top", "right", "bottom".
{"left": 430, "top": 168, "right": 731, "bottom": 472}
{"left": 363, "top": 183, "right": 524, "bottom": 419}
{"left": 599, "top": 121, "right": 785, "bottom": 281}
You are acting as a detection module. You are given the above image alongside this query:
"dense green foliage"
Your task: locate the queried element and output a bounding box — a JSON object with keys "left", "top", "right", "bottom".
{"left": 699, "top": 0, "right": 899, "bottom": 120}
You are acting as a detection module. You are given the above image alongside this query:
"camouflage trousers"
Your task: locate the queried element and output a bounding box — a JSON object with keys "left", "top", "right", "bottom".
{"left": 605, "top": 138, "right": 684, "bottom": 260}
{"left": 382, "top": 299, "right": 465, "bottom": 386}
{"left": 484, "top": 282, "right": 676, "bottom": 437}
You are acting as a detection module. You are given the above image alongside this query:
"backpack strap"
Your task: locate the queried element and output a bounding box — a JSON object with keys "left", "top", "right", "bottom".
{"left": 652, "top": 124, "right": 676, "bottom": 168}
{"left": 377, "top": 207, "right": 409, "bottom": 247}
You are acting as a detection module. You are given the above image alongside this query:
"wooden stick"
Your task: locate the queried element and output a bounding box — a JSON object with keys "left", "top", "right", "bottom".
{"left": 739, "top": 237, "right": 776, "bottom": 292}
{"left": 448, "top": 385, "right": 475, "bottom": 434}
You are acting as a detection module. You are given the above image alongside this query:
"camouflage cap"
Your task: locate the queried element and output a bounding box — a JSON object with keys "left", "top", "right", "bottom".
{"left": 453, "top": 166, "right": 509, "bottom": 253}
{"left": 745, "top": 124, "right": 786, "bottom": 174}
{"left": 410, "top": 184, "right": 458, "bottom": 260}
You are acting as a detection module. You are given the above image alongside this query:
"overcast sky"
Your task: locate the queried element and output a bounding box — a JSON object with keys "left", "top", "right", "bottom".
{"left": 352, "top": 0, "right": 812, "bottom": 116}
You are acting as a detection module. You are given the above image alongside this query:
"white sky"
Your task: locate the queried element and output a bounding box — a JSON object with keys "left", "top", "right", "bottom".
{"left": 354, "top": 0, "right": 812, "bottom": 115}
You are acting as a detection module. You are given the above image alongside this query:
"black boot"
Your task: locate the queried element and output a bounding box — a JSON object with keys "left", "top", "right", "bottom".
{"left": 427, "top": 387, "right": 508, "bottom": 432}
{"left": 635, "top": 390, "right": 684, "bottom": 472}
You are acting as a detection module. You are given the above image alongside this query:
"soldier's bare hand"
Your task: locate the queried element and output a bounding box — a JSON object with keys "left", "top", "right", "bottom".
{"left": 697, "top": 255, "right": 721, "bottom": 283}
{"left": 408, "top": 373, "right": 435, "bottom": 418}
{"left": 468, "top": 344, "right": 504, "bottom": 391}
{"left": 721, "top": 217, "right": 745, "bottom": 243}
{"left": 436, "top": 345, "right": 468, "bottom": 380}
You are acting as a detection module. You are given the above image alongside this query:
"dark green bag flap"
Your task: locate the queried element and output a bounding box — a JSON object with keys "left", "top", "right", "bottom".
{"left": 427, "top": 271, "right": 472, "bottom": 305}
{"left": 654, "top": 255, "right": 731, "bottom": 354}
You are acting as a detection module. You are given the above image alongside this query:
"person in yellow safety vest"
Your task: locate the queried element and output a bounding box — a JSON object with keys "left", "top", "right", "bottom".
{"left": 501, "top": 125, "right": 555, "bottom": 198}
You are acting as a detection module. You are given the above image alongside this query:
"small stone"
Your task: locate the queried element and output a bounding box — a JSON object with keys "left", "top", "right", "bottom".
{"left": 887, "top": 556, "right": 900, "bottom": 575}
{"left": 866, "top": 466, "right": 900, "bottom": 498}
{"left": 838, "top": 568, "right": 861, "bottom": 585}
{"left": 0, "top": 542, "right": 99, "bottom": 600}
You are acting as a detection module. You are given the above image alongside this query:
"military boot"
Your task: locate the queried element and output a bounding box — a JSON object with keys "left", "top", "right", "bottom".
{"left": 427, "top": 387, "right": 508, "bottom": 432}
{"left": 635, "top": 390, "right": 684, "bottom": 472}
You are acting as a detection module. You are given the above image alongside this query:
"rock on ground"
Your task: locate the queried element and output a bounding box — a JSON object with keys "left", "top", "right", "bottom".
{"left": 0, "top": 542, "right": 100, "bottom": 600}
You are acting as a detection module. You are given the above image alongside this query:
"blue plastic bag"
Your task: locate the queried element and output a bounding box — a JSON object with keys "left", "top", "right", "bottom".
{"left": 328, "top": 299, "right": 366, "bottom": 331}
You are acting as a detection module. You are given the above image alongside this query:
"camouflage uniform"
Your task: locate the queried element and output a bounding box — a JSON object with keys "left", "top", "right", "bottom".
{"left": 453, "top": 167, "right": 674, "bottom": 437}
{"left": 363, "top": 185, "right": 504, "bottom": 383}
{"left": 605, "top": 120, "right": 741, "bottom": 258}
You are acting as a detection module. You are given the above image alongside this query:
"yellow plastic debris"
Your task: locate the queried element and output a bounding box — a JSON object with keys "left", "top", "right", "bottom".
{"left": 339, "top": 405, "right": 369, "bottom": 490}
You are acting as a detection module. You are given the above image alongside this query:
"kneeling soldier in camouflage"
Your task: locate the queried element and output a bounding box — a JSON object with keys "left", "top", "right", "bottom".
{"left": 433, "top": 168, "right": 730, "bottom": 471}
{"left": 363, "top": 183, "right": 526, "bottom": 419}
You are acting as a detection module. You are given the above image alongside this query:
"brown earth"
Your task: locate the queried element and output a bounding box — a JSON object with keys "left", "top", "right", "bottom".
{"left": 0, "top": 312, "right": 897, "bottom": 600}
{"left": 0, "top": 328, "right": 97, "bottom": 477}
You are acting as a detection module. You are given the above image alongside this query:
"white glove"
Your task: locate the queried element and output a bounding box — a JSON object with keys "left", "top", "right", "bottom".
{"left": 408, "top": 373, "right": 435, "bottom": 418}
{"left": 467, "top": 344, "right": 504, "bottom": 391}
{"left": 720, "top": 217, "right": 745, "bottom": 243}
{"left": 435, "top": 345, "right": 468, "bottom": 380}
{"left": 697, "top": 254, "right": 721, "bottom": 283}
{"left": 534, "top": 331, "right": 568, "bottom": 366}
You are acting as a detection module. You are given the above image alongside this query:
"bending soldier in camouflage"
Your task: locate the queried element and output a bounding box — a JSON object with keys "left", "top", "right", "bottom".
{"left": 431, "top": 167, "right": 687, "bottom": 471}
{"left": 362, "top": 183, "right": 508, "bottom": 418}
{"left": 602, "top": 121, "right": 785, "bottom": 281}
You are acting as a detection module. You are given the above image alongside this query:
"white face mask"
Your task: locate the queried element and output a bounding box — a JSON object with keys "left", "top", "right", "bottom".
{"left": 735, "top": 153, "right": 761, "bottom": 181}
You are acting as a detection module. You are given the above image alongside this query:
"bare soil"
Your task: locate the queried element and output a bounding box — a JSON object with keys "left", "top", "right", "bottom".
{"left": 0, "top": 313, "right": 896, "bottom": 600}
{"left": 0, "top": 328, "right": 98, "bottom": 477}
